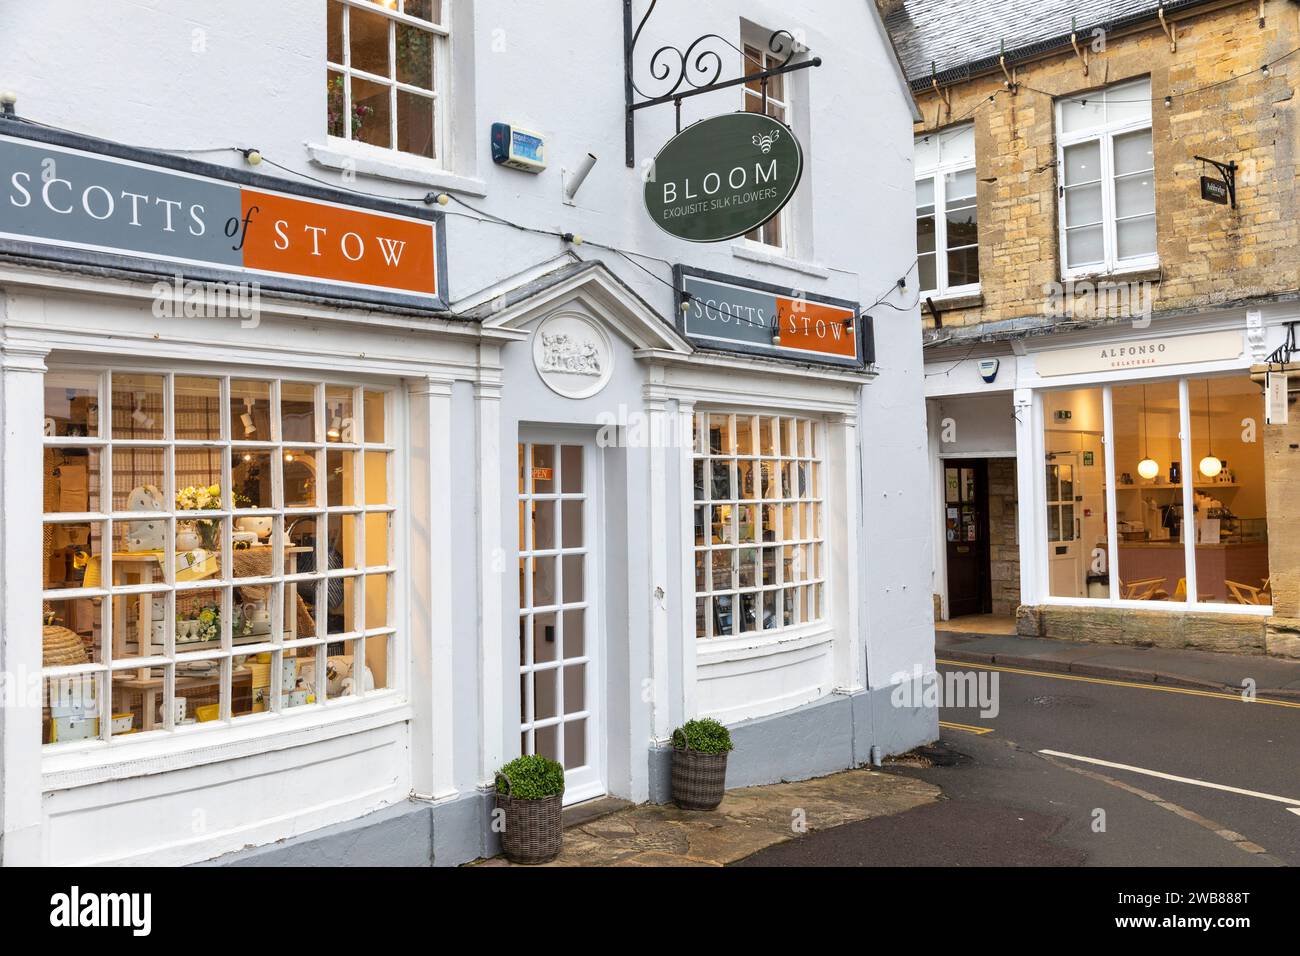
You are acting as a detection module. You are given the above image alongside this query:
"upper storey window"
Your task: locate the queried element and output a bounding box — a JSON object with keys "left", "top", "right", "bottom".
{"left": 915, "top": 124, "right": 979, "bottom": 296}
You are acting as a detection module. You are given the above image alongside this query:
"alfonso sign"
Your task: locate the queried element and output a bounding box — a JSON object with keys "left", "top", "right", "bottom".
{"left": 674, "top": 266, "right": 870, "bottom": 368}
{"left": 0, "top": 121, "right": 446, "bottom": 309}
{"left": 645, "top": 112, "right": 803, "bottom": 243}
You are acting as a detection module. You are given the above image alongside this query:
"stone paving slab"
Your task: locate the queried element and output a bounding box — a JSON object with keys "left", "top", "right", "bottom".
{"left": 474, "top": 766, "right": 940, "bottom": 867}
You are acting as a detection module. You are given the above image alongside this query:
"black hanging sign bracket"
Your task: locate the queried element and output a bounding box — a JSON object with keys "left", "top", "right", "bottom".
{"left": 1195, "top": 155, "right": 1237, "bottom": 209}
{"left": 623, "top": 0, "right": 822, "bottom": 167}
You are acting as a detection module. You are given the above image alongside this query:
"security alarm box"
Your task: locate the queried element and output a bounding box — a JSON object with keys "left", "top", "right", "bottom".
{"left": 491, "top": 123, "right": 546, "bottom": 172}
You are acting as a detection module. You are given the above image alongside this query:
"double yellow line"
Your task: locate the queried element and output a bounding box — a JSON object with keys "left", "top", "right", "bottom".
{"left": 938, "top": 719, "right": 993, "bottom": 735}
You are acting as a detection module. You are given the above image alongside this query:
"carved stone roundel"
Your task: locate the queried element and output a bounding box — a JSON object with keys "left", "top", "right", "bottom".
{"left": 532, "top": 311, "right": 613, "bottom": 399}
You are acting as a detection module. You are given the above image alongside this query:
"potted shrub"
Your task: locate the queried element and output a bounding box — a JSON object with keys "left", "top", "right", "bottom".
{"left": 671, "top": 718, "right": 733, "bottom": 810}
{"left": 495, "top": 754, "right": 565, "bottom": 864}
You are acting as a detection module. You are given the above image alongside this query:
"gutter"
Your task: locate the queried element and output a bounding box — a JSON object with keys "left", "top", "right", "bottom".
{"left": 905, "top": 0, "right": 1219, "bottom": 91}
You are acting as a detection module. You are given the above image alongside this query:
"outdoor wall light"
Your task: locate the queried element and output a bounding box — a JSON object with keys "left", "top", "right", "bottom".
{"left": 242, "top": 148, "right": 262, "bottom": 166}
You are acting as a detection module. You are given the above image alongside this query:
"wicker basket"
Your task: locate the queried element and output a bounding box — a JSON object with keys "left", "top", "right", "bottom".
{"left": 495, "top": 773, "right": 563, "bottom": 865}
{"left": 671, "top": 747, "right": 729, "bottom": 810}
{"left": 43, "top": 625, "right": 89, "bottom": 668}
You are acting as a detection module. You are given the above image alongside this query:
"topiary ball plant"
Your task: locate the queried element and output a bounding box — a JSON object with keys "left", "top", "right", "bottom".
{"left": 671, "top": 717, "right": 733, "bottom": 754}
{"left": 496, "top": 753, "right": 565, "bottom": 800}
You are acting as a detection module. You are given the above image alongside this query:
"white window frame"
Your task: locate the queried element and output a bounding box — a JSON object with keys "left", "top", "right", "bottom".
{"left": 740, "top": 27, "right": 794, "bottom": 253}
{"left": 40, "top": 364, "right": 404, "bottom": 758}
{"left": 915, "top": 123, "right": 979, "bottom": 297}
{"left": 692, "top": 411, "right": 827, "bottom": 642}
{"left": 1055, "top": 78, "right": 1157, "bottom": 279}
{"left": 327, "top": 0, "right": 451, "bottom": 166}
{"left": 1029, "top": 374, "right": 1271, "bottom": 616}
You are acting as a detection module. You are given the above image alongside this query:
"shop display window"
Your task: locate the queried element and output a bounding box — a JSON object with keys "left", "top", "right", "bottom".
{"left": 693, "top": 412, "right": 825, "bottom": 639}
{"left": 1040, "top": 374, "right": 1269, "bottom": 608}
{"left": 40, "top": 369, "right": 398, "bottom": 748}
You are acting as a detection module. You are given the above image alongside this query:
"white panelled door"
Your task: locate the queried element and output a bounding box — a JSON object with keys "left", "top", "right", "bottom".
{"left": 516, "top": 435, "right": 603, "bottom": 804}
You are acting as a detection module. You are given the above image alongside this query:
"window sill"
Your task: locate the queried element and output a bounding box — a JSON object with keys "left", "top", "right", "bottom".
{"left": 306, "top": 140, "right": 487, "bottom": 197}
{"left": 41, "top": 694, "right": 411, "bottom": 792}
{"left": 1060, "top": 263, "right": 1162, "bottom": 286}
{"left": 730, "top": 241, "right": 830, "bottom": 280}
{"left": 697, "top": 622, "right": 834, "bottom": 664}
{"left": 922, "top": 289, "right": 983, "bottom": 312}
{"left": 1038, "top": 596, "right": 1272, "bottom": 616}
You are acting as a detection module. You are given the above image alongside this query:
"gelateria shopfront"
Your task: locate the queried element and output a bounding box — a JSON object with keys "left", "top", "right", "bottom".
{"left": 1013, "top": 322, "right": 1296, "bottom": 655}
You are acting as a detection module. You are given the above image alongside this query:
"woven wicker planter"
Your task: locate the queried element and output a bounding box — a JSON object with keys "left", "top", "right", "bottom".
{"left": 495, "top": 774, "right": 563, "bottom": 865}
{"left": 671, "top": 748, "right": 729, "bottom": 810}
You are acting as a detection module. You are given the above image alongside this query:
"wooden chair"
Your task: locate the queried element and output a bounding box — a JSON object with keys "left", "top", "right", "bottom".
{"left": 1121, "top": 577, "right": 1168, "bottom": 601}
{"left": 1226, "top": 577, "right": 1271, "bottom": 606}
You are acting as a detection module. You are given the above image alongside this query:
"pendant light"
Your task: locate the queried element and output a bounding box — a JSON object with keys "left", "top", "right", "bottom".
{"left": 1198, "top": 378, "right": 1222, "bottom": 478}
{"left": 1137, "top": 384, "right": 1159, "bottom": 480}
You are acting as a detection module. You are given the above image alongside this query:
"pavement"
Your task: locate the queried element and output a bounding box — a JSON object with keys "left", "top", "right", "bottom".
{"left": 475, "top": 765, "right": 940, "bottom": 866}
{"left": 937, "top": 628, "right": 1300, "bottom": 697}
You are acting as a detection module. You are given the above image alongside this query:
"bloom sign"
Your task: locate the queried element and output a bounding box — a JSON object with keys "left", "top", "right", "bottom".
{"left": 674, "top": 266, "right": 870, "bottom": 368}
{"left": 0, "top": 120, "right": 447, "bottom": 309}
{"left": 645, "top": 112, "right": 803, "bottom": 243}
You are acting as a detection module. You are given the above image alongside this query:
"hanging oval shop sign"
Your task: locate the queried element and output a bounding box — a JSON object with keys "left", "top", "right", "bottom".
{"left": 644, "top": 112, "right": 804, "bottom": 243}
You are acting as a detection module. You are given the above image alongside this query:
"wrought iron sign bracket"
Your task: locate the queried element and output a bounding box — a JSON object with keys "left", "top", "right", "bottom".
{"left": 1195, "top": 155, "right": 1238, "bottom": 209}
{"left": 623, "top": 0, "right": 822, "bottom": 166}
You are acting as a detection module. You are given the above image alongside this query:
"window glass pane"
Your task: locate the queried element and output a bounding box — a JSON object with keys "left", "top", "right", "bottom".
{"left": 363, "top": 390, "right": 386, "bottom": 444}
{"left": 46, "top": 447, "right": 100, "bottom": 514}
{"left": 1065, "top": 224, "right": 1104, "bottom": 269}
{"left": 1064, "top": 183, "right": 1103, "bottom": 227}
{"left": 1043, "top": 388, "right": 1109, "bottom": 599}
{"left": 1106, "top": 77, "right": 1152, "bottom": 126}
{"left": 1189, "top": 376, "right": 1270, "bottom": 605}
{"left": 1112, "top": 381, "right": 1186, "bottom": 602}
{"left": 231, "top": 380, "right": 271, "bottom": 442}
{"left": 1063, "top": 140, "right": 1101, "bottom": 186}
{"left": 349, "top": 5, "right": 392, "bottom": 77}
{"left": 44, "top": 371, "right": 99, "bottom": 438}
{"left": 1113, "top": 128, "right": 1153, "bottom": 176}
{"left": 915, "top": 177, "right": 934, "bottom": 210}
{"left": 176, "top": 376, "right": 222, "bottom": 440}
{"left": 327, "top": 0, "right": 344, "bottom": 63}
{"left": 111, "top": 373, "right": 164, "bottom": 440}
{"left": 1116, "top": 215, "right": 1156, "bottom": 260}
{"left": 919, "top": 252, "right": 937, "bottom": 292}
{"left": 1059, "top": 96, "right": 1105, "bottom": 133}
{"left": 278, "top": 383, "right": 314, "bottom": 443}
{"left": 945, "top": 168, "right": 976, "bottom": 202}
{"left": 396, "top": 23, "right": 435, "bottom": 89}
{"left": 325, "top": 386, "right": 355, "bottom": 443}
{"left": 1114, "top": 178, "right": 1154, "bottom": 224}
{"left": 947, "top": 246, "right": 980, "bottom": 287}
{"left": 945, "top": 199, "right": 977, "bottom": 250}
{"left": 351, "top": 76, "right": 392, "bottom": 149}
{"left": 917, "top": 213, "right": 936, "bottom": 254}
{"left": 397, "top": 90, "right": 436, "bottom": 159}
{"left": 404, "top": 0, "right": 443, "bottom": 24}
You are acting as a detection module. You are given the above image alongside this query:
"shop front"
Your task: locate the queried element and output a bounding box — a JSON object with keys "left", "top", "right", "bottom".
{"left": 0, "top": 119, "right": 488, "bottom": 865}
{"left": 475, "top": 259, "right": 876, "bottom": 807}
{"left": 927, "top": 313, "right": 1300, "bottom": 658}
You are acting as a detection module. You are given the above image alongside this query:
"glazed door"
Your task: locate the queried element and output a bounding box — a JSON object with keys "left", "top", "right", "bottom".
{"left": 517, "top": 436, "right": 603, "bottom": 805}
{"left": 943, "top": 461, "right": 991, "bottom": 617}
{"left": 1046, "top": 454, "right": 1083, "bottom": 597}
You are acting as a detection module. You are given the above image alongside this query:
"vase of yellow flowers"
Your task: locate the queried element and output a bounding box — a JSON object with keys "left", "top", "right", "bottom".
{"left": 176, "top": 484, "right": 248, "bottom": 551}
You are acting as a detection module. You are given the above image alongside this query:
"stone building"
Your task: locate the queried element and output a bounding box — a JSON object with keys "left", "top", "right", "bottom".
{"left": 885, "top": 0, "right": 1300, "bottom": 656}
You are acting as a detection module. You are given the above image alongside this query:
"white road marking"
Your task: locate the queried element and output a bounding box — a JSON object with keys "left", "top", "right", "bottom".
{"left": 1039, "top": 750, "right": 1300, "bottom": 808}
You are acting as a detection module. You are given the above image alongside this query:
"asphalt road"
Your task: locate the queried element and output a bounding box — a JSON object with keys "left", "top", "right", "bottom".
{"left": 736, "top": 661, "right": 1300, "bottom": 866}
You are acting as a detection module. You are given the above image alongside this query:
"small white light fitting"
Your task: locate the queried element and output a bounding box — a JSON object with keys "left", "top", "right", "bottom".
{"left": 1164, "top": 95, "right": 1172, "bottom": 108}
{"left": 0, "top": 91, "right": 17, "bottom": 117}
{"left": 435, "top": 192, "right": 450, "bottom": 206}
{"left": 679, "top": 300, "right": 691, "bottom": 314}
{"left": 562, "top": 232, "right": 583, "bottom": 246}
{"left": 1138, "top": 457, "right": 1160, "bottom": 480}
{"left": 1198, "top": 455, "right": 1222, "bottom": 478}
{"left": 242, "top": 148, "right": 262, "bottom": 166}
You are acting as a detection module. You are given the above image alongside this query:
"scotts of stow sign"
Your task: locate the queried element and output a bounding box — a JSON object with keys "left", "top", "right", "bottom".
{"left": 674, "top": 266, "right": 871, "bottom": 368}
{"left": 0, "top": 121, "right": 447, "bottom": 309}
{"left": 645, "top": 112, "right": 803, "bottom": 243}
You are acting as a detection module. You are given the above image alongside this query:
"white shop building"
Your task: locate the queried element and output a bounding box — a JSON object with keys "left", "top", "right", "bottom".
{"left": 0, "top": 0, "right": 934, "bottom": 867}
